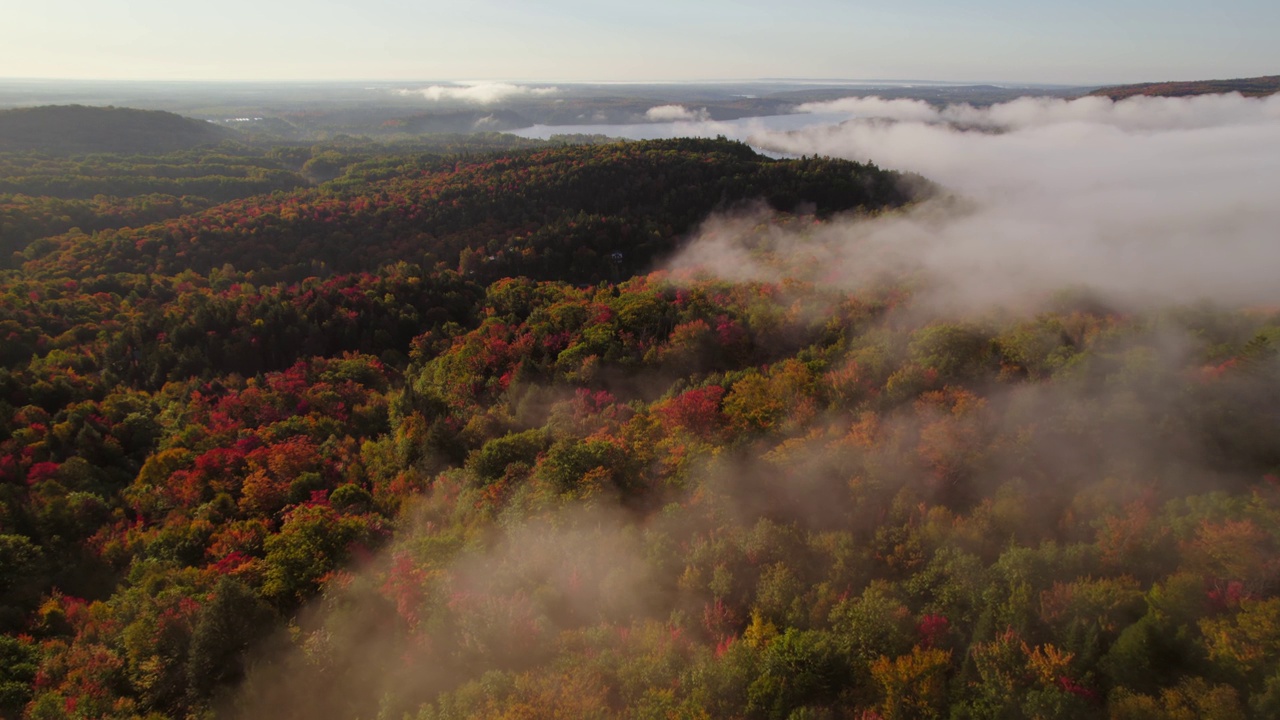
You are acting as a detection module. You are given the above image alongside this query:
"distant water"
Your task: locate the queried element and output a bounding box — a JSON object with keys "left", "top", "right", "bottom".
{"left": 510, "top": 111, "right": 854, "bottom": 152}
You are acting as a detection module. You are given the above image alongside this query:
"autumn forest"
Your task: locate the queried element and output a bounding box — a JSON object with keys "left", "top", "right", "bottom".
{"left": 3, "top": 110, "right": 1280, "bottom": 720}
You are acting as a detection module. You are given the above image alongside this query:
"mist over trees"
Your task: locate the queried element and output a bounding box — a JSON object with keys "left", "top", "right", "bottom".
{"left": 0, "top": 95, "right": 1279, "bottom": 720}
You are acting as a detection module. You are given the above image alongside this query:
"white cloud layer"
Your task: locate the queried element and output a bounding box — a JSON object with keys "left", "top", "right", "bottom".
{"left": 796, "top": 92, "right": 1280, "bottom": 131}
{"left": 645, "top": 104, "right": 711, "bottom": 122}
{"left": 396, "top": 82, "right": 558, "bottom": 104}
{"left": 667, "top": 93, "right": 1280, "bottom": 312}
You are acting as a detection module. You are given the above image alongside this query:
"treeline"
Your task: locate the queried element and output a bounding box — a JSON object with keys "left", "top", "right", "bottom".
{"left": 0, "top": 148, "right": 307, "bottom": 202}
{"left": 1088, "top": 74, "right": 1280, "bottom": 99}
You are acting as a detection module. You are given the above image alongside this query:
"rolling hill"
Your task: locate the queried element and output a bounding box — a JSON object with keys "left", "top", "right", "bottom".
{"left": 1088, "top": 74, "right": 1280, "bottom": 99}
{"left": 22, "top": 137, "right": 927, "bottom": 284}
{"left": 0, "top": 104, "right": 236, "bottom": 154}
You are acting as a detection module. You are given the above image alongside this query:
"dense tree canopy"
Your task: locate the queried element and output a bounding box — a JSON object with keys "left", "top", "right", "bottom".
{"left": 1, "top": 131, "right": 1278, "bottom": 719}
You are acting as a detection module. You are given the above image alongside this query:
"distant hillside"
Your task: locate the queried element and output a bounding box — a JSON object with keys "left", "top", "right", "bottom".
{"left": 774, "top": 84, "right": 1081, "bottom": 107}
{"left": 0, "top": 105, "right": 236, "bottom": 153}
{"left": 1088, "top": 75, "right": 1280, "bottom": 100}
{"left": 387, "top": 109, "right": 533, "bottom": 134}
{"left": 24, "top": 137, "right": 928, "bottom": 284}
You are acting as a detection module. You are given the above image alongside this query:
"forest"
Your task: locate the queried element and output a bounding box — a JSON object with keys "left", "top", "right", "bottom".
{"left": 1087, "top": 74, "right": 1280, "bottom": 99}
{"left": 2, "top": 128, "right": 1280, "bottom": 720}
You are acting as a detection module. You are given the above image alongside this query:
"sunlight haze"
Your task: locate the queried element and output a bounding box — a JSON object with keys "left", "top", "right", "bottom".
{"left": 5, "top": 0, "right": 1278, "bottom": 84}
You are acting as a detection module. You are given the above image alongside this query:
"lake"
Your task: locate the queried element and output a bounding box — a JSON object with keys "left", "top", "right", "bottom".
{"left": 509, "top": 110, "right": 855, "bottom": 151}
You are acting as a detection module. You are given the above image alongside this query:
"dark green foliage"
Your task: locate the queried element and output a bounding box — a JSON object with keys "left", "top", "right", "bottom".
{"left": 0, "top": 535, "right": 42, "bottom": 630}
{"left": 467, "top": 429, "right": 548, "bottom": 486}
{"left": 540, "top": 437, "right": 636, "bottom": 495}
{"left": 260, "top": 505, "right": 384, "bottom": 608}
{"left": 1101, "top": 614, "right": 1197, "bottom": 694}
{"left": 329, "top": 484, "right": 375, "bottom": 514}
{"left": 908, "top": 322, "right": 997, "bottom": 385}
{"left": 747, "top": 629, "right": 846, "bottom": 719}
{"left": 186, "top": 577, "right": 277, "bottom": 703}
{"left": 0, "top": 634, "right": 38, "bottom": 718}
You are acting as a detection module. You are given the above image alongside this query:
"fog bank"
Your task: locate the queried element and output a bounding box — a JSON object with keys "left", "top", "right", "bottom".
{"left": 670, "top": 93, "right": 1280, "bottom": 311}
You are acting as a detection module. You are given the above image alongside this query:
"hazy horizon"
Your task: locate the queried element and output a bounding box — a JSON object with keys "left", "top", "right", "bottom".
{"left": 0, "top": 77, "right": 1088, "bottom": 87}
{"left": 6, "top": 0, "right": 1277, "bottom": 86}
{"left": 0, "top": 73, "right": 1267, "bottom": 90}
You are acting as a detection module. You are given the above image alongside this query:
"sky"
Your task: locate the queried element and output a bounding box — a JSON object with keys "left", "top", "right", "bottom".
{"left": 3, "top": 0, "right": 1277, "bottom": 85}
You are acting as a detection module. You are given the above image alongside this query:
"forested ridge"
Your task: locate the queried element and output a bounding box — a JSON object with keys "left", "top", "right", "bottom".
{"left": 2, "top": 132, "right": 1280, "bottom": 720}
{"left": 1087, "top": 75, "right": 1280, "bottom": 99}
{"left": 20, "top": 138, "right": 915, "bottom": 284}
{"left": 0, "top": 107, "right": 236, "bottom": 155}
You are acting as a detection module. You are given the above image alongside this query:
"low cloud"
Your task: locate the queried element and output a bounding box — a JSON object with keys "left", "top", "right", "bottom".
{"left": 666, "top": 93, "right": 1280, "bottom": 312}
{"left": 645, "top": 104, "right": 711, "bottom": 122}
{"left": 796, "top": 92, "right": 1280, "bottom": 131}
{"left": 396, "top": 82, "right": 558, "bottom": 104}
{"left": 227, "top": 498, "right": 670, "bottom": 719}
